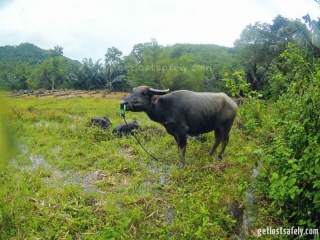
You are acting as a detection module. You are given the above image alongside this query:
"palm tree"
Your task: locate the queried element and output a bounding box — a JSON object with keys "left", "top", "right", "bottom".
{"left": 81, "top": 58, "right": 105, "bottom": 89}
{"left": 2, "top": 75, "right": 18, "bottom": 90}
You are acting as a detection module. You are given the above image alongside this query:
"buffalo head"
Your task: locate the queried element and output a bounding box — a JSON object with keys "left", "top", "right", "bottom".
{"left": 120, "top": 86, "right": 169, "bottom": 112}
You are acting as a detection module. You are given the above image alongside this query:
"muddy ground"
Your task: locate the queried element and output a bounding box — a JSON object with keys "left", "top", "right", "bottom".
{"left": 8, "top": 89, "right": 129, "bottom": 100}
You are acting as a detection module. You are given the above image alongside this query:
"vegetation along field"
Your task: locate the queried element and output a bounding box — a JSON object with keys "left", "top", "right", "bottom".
{"left": 1, "top": 13, "right": 320, "bottom": 239}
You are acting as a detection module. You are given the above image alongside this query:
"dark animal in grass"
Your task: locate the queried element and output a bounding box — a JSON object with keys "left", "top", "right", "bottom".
{"left": 120, "top": 86, "right": 238, "bottom": 168}
{"left": 89, "top": 117, "right": 112, "bottom": 129}
{"left": 188, "top": 134, "right": 207, "bottom": 143}
{"left": 113, "top": 120, "right": 140, "bottom": 136}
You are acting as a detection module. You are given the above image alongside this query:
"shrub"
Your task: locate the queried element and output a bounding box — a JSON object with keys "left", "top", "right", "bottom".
{"left": 226, "top": 43, "right": 320, "bottom": 230}
{"left": 258, "top": 43, "right": 320, "bottom": 228}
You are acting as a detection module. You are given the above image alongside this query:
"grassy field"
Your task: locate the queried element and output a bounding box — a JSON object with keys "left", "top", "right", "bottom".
{"left": 0, "top": 92, "right": 265, "bottom": 239}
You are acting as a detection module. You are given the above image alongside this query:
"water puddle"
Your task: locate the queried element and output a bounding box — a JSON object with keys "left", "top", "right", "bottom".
{"left": 48, "top": 170, "right": 100, "bottom": 193}
{"left": 143, "top": 161, "right": 172, "bottom": 191}
{"left": 239, "top": 166, "right": 260, "bottom": 238}
{"left": 143, "top": 161, "right": 175, "bottom": 226}
{"left": 159, "top": 207, "right": 175, "bottom": 225}
{"left": 15, "top": 150, "right": 105, "bottom": 193}
{"left": 28, "top": 154, "right": 51, "bottom": 169}
{"left": 34, "top": 121, "right": 59, "bottom": 128}
{"left": 15, "top": 142, "right": 176, "bottom": 226}
{"left": 68, "top": 114, "right": 83, "bottom": 120}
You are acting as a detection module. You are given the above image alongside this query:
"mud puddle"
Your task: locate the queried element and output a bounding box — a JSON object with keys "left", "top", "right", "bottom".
{"left": 16, "top": 143, "right": 176, "bottom": 225}
{"left": 14, "top": 147, "right": 103, "bottom": 193}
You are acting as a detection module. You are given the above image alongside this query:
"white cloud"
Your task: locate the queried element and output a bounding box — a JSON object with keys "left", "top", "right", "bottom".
{"left": 0, "top": 0, "right": 319, "bottom": 61}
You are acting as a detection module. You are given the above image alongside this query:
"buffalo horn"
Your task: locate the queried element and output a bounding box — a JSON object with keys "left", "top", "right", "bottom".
{"left": 150, "top": 88, "right": 170, "bottom": 95}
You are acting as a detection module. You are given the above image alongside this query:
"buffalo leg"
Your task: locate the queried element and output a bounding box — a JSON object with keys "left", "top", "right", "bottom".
{"left": 217, "top": 125, "right": 232, "bottom": 159}
{"left": 209, "top": 128, "right": 222, "bottom": 156}
{"left": 175, "top": 134, "right": 187, "bottom": 168}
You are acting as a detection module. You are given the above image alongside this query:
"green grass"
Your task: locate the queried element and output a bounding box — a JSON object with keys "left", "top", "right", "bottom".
{"left": 0, "top": 95, "right": 267, "bottom": 239}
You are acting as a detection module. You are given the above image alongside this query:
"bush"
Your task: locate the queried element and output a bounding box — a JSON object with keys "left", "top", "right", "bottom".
{"left": 258, "top": 43, "right": 320, "bottom": 228}
{"left": 227, "top": 43, "right": 320, "bottom": 230}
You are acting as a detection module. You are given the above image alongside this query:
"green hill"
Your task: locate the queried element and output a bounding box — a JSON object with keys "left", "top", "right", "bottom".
{"left": 0, "top": 42, "right": 54, "bottom": 65}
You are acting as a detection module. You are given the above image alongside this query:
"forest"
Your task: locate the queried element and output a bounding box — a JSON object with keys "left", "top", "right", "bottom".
{"left": 0, "top": 12, "right": 320, "bottom": 239}
{"left": 0, "top": 14, "right": 318, "bottom": 97}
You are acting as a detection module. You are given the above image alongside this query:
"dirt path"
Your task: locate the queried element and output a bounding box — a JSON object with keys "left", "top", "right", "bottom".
{"left": 8, "top": 89, "right": 128, "bottom": 99}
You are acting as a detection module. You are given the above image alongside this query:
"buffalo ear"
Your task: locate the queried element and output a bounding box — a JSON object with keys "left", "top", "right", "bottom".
{"left": 149, "top": 87, "right": 170, "bottom": 95}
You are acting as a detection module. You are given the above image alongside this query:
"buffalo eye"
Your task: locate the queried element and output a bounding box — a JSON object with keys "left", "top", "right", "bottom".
{"left": 142, "top": 91, "right": 148, "bottom": 97}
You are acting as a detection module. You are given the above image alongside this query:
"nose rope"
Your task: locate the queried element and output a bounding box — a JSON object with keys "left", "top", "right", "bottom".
{"left": 120, "top": 109, "right": 159, "bottom": 161}
{"left": 119, "top": 103, "right": 176, "bottom": 163}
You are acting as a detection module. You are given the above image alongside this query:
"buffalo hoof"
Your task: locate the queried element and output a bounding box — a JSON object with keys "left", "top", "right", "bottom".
{"left": 178, "top": 162, "right": 185, "bottom": 169}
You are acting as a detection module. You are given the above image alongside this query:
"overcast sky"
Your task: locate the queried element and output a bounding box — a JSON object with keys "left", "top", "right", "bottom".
{"left": 0, "top": 0, "right": 319, "bottom": 62}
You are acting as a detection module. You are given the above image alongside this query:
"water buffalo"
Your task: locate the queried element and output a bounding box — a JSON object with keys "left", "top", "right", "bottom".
{"left": 113, "top": 120, "right": 140, "bottom": 136}
{"left": 89, "top": 117, "right": 112, "bottom": 129}
{"left": 120, "top": 86, "right": 238, "bottom": 168}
